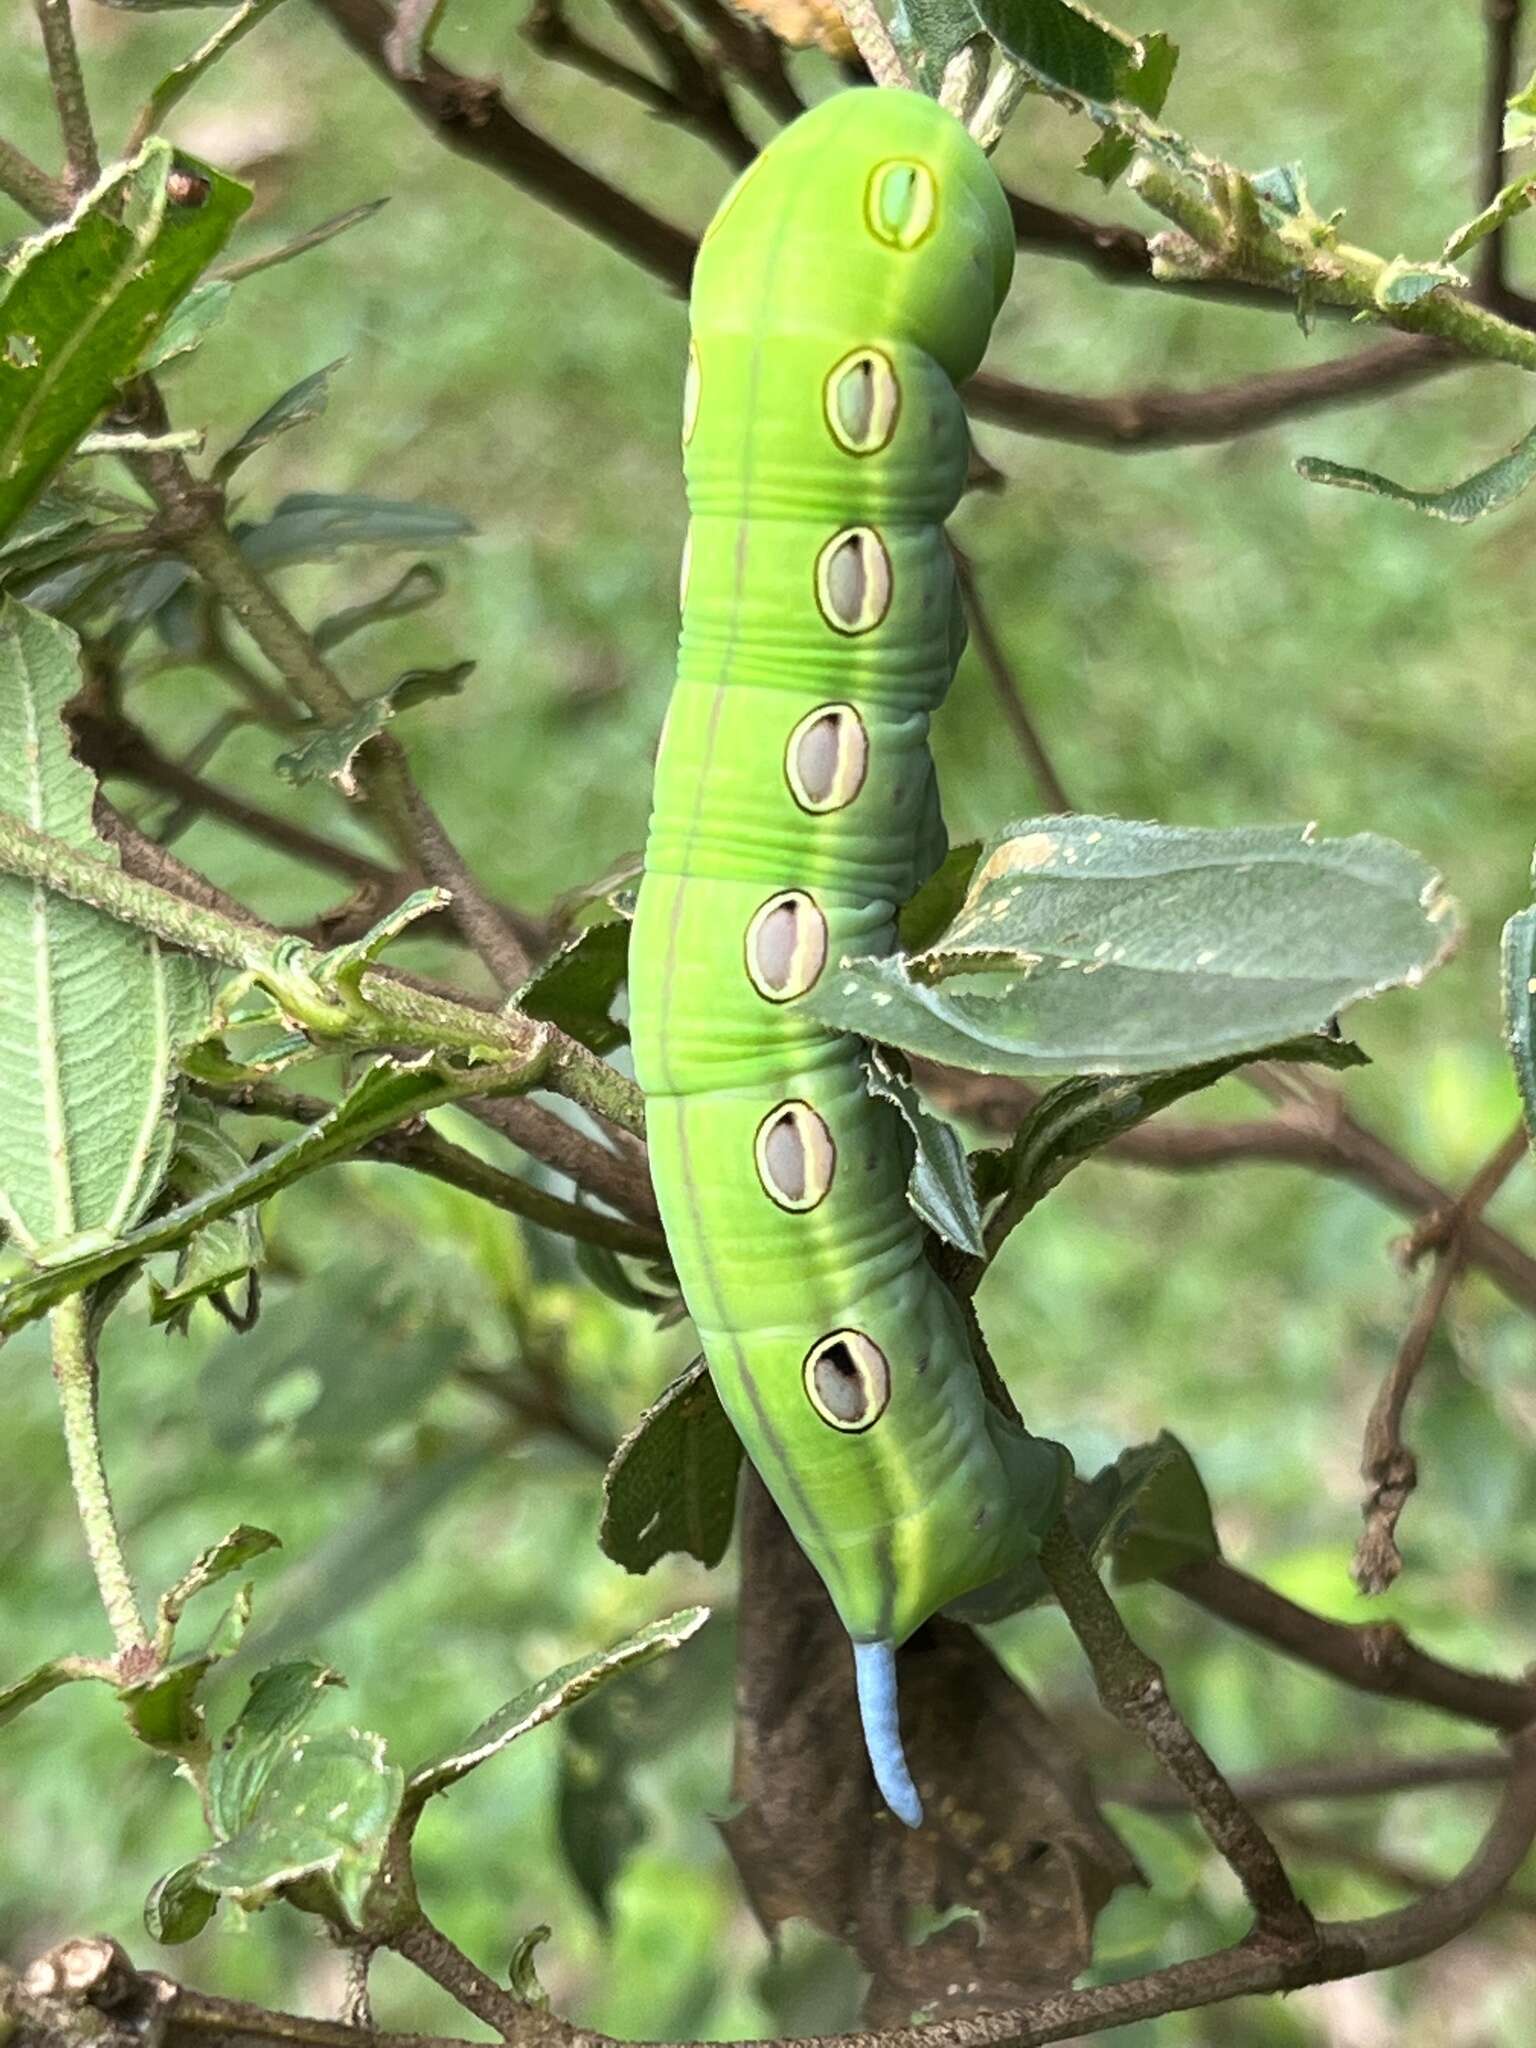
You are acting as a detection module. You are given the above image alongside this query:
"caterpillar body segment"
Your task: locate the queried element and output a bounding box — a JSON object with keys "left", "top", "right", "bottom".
{"left": 629, "top": 91, "right": 1067, "bottom": 1825}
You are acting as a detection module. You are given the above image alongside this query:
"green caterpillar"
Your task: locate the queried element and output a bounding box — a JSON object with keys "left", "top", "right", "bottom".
{"left": 629, "top": 87, "right": 1066, "bottom": 1826}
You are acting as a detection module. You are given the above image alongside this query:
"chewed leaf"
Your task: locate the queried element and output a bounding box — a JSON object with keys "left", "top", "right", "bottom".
{"left": 275, "top": 661, "right": 472, "bottom": 793}
{"left": 313, "top": 560, "right": 445, "bottom": 651}
{"left": 1296, "top": 423, "right": 1536, "bottom": 524}
{"left": 1443, "top": 175, "right": 1536, "bottom": 261}
{"left": 147, "top": 1099, "right": 264, "bottom": 1330}
{"left": 1109, "top": 1433, "right": 1220, "bottom": 1583}
{"left": 405, "top": 1607, "right": 709, "bottom": 1811}
{"left": 969, "top": 0, "right": 1171, "bottom": 105}
{"left": 210, "top": 1660, "right": 346, "bottom": 1838}
{"left": 157, "top": 1523, "right": 281, "bottom": 1639}
{"left": 862, "top": 1047, "right": 985, "bottom": 1256}
{"left": 0, "top": 600, "right": 210, "bottom": 1253}
{"left": 1372, "top": 257, "right": 1466, "bottom": 309}
{"left": 518, "top": 918, "right": 630, "bottom": 1054}
{"left": 806, "top": 815, "right": 1456, "bottom": 1078}
{"left": 0, "top": 143, "right": 248, "bottom": 536}
{"left": 600, "top": 1357, "right": 742, "bottom": 1573}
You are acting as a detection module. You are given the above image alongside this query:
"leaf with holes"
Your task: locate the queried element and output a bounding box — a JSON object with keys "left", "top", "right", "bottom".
{"left": 147, "top": 1098, "right": 264, "bottom": 1330}
{"left": 404, "top": 1607, "right": 709, "bottom": 1813}
{"left": 862, "top": 1047, "right": 984, "bottom": 1256}
{"left": 518, "top": 918, "right": 630, "bottom": 1054}
{"left": 214, "top": 359, "right": 346, "bottom": 482}
{"left": 1297, "top": 424, "right": 1536, "bottom": 524}
{"left": 806, "top": 816, "right": 1456, "bottom": 1078}
{"left": 0, "top": 143, "right": 248, "bottom": 536}
{"left": 0, "top": 600, "right": 210, "bottom": 1258}
{"left": 274, "top": 662, "right": 472, "bottom": 793}
{"left": 600, "top": 1357, "right": 743, "bottom": 1573}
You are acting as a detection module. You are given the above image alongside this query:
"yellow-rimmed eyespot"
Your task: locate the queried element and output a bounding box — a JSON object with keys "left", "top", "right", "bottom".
{"left": 865, "top": 159, "right": 937, "bottom": 251}
{"left": 785, "top": 702, "right": 869, "bottom": 813}
{"left": 755, "top": 1100, "right": 837, "bottom": 1211}
{"left": 744, "top": 890, "right": 828, "bottom": 1001}
{"left": 815, "top": 527, "right": 892, "bottom": 636}
{"left": 824, "top": 347, "right": 900, "bottom": 456}
{"left": 804, "top": 1330, "right": 891, "bottom": 1431}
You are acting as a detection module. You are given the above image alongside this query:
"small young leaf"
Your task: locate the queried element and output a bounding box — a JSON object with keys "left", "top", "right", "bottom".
{"left": 518, "top": 918, "right": 630, "bottom": 1054}
{"left": 508, "top": 1925, "right": 553, "bottom": 2008}
{"left": 405, "top": 1607, "right": 709, "bottom": 1810}
{"left": 210, "top": 1660, "right": 346, "bottom": 1838}
{"left": 147, "top": 1098, "right": 264, "bottom": 1331}
{"left": 142, "top": 279, "right": 233, "bottom": 371}
{"left": 213, "top": 358, "right": 346, "bottom": 482}
{"left": 806, "top": 816, "right": 1455, "bottom": 1078}
{"left": 0, "top": 600, "right": 210, "bottom": 1255}
{"left": 1372, "top": 256, "right": 1467, "bottom": 309}
{"left": 157, "top": 1524, "right": 282, "bottom": 1641}
{"left": 1109, "top": 1434, "right": 1220, "bottom": 1584}
{"left": 274, "top": 661, "right": 472, "bottom": 793}
{"left": 862, "top": 1047, "right": 985, "bottom": 1256}
{"left": 1506, "top": 67, "right": 1536, "bottom": 149}
{"left": 0, "top": 1654, "right": 108, "bottom": 1729}
{"left": 144, "top": 1863, "right": 218, "bottom": 1945}
{"left": 1443, "top": 176, "right": 1536, "bottom": 261}
{"left": 897, "top": 839, "right": 980, "bottom": 954}
{"left": 0, "top": 144, "right": 248, "bottom": 535}
{"left": 312, "top": 560, "right": 445, "bottom": 651}
{"left": 1297, "top": 422, "right": 1536, "bottom": 525}
{"left": 600, "top": 1357, "right": 743, "bottom": 1574}
{"left": 119, "top": 1654, "right": 216, "bottom": 1752}
{"left": 1501, "top": 900, "right": 1536, "bottom": 1157}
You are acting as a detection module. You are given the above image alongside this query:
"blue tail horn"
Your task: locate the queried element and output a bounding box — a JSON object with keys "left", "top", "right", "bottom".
{"left": 852, "top": 1639, "right": 923, "bottom": 1828}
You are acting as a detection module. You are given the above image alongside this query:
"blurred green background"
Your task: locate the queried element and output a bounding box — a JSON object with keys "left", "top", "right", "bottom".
{"left": 3, "top": 2, "right": 1536, "bottom": 2042}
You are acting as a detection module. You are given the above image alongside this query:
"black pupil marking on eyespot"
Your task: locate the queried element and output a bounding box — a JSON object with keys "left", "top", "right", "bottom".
{"left": 815, "top": 1340, "right": 867, "bottom": 1422}
{"left": 764, "top": 1113, "right": 806, "bottom": 1202}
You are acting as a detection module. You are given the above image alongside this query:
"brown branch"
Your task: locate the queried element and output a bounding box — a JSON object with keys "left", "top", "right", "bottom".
{"left": 1168, "top": 1556, "right": 1536, "bottom": 1734}
{"left": 923, "top": 1063, "right": 1536, "bottom": 1320}
{"left": 0, "top": 131, "right": 67, "bottom": 221}
{"left": 1039, "top": 1517, "right": 1316, "bottom": 1946}
{"left": 33, "top": 0, "right": 97, "bottom": 198}
{"left": 468, "top": 1093, "right": 660, "bottom": 1225}
{"left": 390, "top": 1919, "right": 537, "bottom": 2042}
{"left": 13, "top": 1737, "right": 1536, "bottom": 2047}
{"left": 312, "top": 0, "right": 697, "bottom": 293}
{"left": 211, "top": 1079, "right": 664, "bottom": 1257}
{"left": 1111, "top": 1747, "right": 1513, "bottom": 1811}
{"left": 670, "top": 0, "right": 803, "bottom": 122}
{"left": 965, "top": 336, "right": 1459, "bottom": 450}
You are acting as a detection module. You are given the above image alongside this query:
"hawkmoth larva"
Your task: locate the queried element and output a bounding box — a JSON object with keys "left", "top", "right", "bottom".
{"left": 630, "top": 89, "right": 1067, "bottom": 1827}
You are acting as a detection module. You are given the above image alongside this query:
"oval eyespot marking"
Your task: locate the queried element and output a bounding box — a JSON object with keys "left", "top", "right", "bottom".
{"left": 745, "top": 890, "right": 828, "bottom": 1002}
{"left": 866, "top": 160, "right": 937, "bottom": 251}
{"left": 816, "top": 527, "right": 892, "bottom": 636}
{"left": 804, "top": 1330, "right": 891, "bottom": 1432}
{"left": 824, "top": 347, "right": 900, "bottom": 456}
{"left": 786, "top": 703, "right": 868, "bottom": 814}
{"left": 678, "top": 523, "right": 693, "bottom": 610}
{"left": 682, "top": 341, "right": 701, "bottom": 447}
{"left": 755, "top": 1100, "right": 836, "bottom": 1211}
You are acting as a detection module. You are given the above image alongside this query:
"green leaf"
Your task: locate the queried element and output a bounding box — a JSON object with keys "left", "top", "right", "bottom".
{"left": 862, "top": 1047, "right": 984, "bottom": 1256}
{"left": 518, "top": 918, "right": 630, "bottom": 1054}
{"left": 599, "top": 1357, "right": 742, "bottom": 1574}
{"left": 1080, "top": 28, "right": 1177, "bottom": 183}
{"left": 897, "top": 839, "right": 980, "bottom": 954}
{"left": 0, "top": 599, "right": 209, "bottom": 1255}
{"left": 310, "top": 887, "right": 450, "bottom": 995}
{"left": 216, "top": 199, "right": 391, "bottom": 285}
{"left": 1501, "top": 901, "right": 1536, "bottom": 1157}
{"left": 157, "top": 1524, "right": 281, "bottom": 1641}
{"left": 0, "top": 1056, "right": 484, "bottom": 1335}
{"left": 1372, "top": 256, "right": 1466, "bottom": 309}
{"left": 119, "top": 1653, "right": 216, "bottom": 1751}
{"left": 142, "top": 279, "right": 233, "bottom": 371}
{"left": 198, "top": 1725, "right": 403, "bottom": 1927}
{"left": 1443, "top": 176, "right": 1536, "bottom": 261}
{"left": 1109, "top": 1432, "right": 1220, "bottom": 1583}
{"left": 405, "top": 1606, "right": 709, "bottom": 1810}
{"left": 0, "top": 143, "right": 248, "bottom": 536}
{"left": 239, "top": 491, "right": 475, "bottom": 572}
{"left": 213, "top": 358, "right": 346, "bottom": 482}
{"left": 890, "top": 0, "right": 988, "bottom": 91}
{"left": 508, "top": 1925, "right": 552, "bottom": 2008}
{"left": 0, "top": 1654, "right": 107, "bottom": 1729}
{"left": 274, "top": 661, "right": 472, "bottom": 793}
{"left": 312, "top": 560, "right": 446, "bottom": 652}
{"left": 1297, "top": 423, "right": 1536, "bottom": 525}
{"left": 1506, "top": 67, "right": 1536, "bottom": 150}
{"left": 147, "top": 1098, "right": 264, "bottom": 1330}
{"left": 804, "top": 816, "right": 1457, "bottom": 1078}
{"left": 970, "top": 1036, "right": 1367, "bottom": 1213}
{"left": 210, "top": 1660, "right": 346, "bottom": 1838}
{"left": 969, "top": 0, "right": 1147, "bottom": 102}
{"left": 144, "top": 1864, "right": 219, "bottom": 1945}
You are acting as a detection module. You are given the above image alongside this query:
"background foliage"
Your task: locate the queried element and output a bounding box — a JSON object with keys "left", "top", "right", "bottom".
{"left": 3, "top": 3, "right": 1536, "bottom": 2043}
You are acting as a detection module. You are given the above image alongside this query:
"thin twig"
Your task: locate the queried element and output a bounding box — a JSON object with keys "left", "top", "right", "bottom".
{"left": 33, "top": 0, "right": 98, "bottom": 198}
{"left": 1110, "top": 1747, "right": 1512, "bottom": 1811}
{"left": 0, "top": 132, "right": 68, "bottom": 221}
{"left": 837, "top": 0, "right": 911, "bottom": 89}
{"left": 126, "top": 0, "right": 293, "bottom": 155}
{"left": 671, "top": 0, "right": 803, "bottom": 122}
{"left": 951, "top": 549, "right": 1073, "bottom": 813}
{"left": 468, "top": 1094, "right": 660, "bottom": 1224}
{"left": 1038, "top": 1516, "right": 1316, "bottom": 1946}
{"left": 390, "top": 1918, "right": 533, "bottom": 2042}
{"left": 1169, "top": 1556, "right": 1536, "bottom": 1734}
{"left": 48, "top": 1297, "right": 148, "bottom": 1664}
